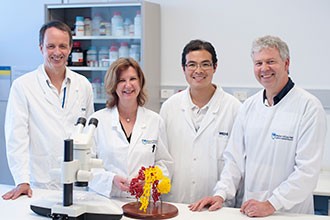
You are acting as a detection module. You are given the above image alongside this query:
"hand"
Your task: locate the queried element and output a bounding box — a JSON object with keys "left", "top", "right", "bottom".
{"left": 188, "top": 196, "right": 224, "bottom": 212}
{"left": 240, "top": 199, "right": 275, "bottom": 217}
{"left": 113, "top": 175, "right": 130, "bottom": 192}
{"left": 2, "top": 183, "right": 32, "bottom": 200}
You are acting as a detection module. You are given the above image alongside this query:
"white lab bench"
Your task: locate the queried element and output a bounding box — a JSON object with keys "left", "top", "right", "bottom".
{"left": 314, "top": 171, "right": 330, "bottom": 196}
{"left": 314, "top": 171, "right": 330, "bottom": 216}
{"left": 1, "top": 184, "right": 330, "bottom": 220}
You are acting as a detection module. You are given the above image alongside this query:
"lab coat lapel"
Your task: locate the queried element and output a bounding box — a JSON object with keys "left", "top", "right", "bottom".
{"left": 37, "top": 66, "right": 62, "bottom": 111}
{"left": 196, "top": 87, "right": 222, "bottom": 135}
{"left": 196, "top": 108, "right": 217, "bottom": 135}
{"left": 129, "top": 107, "right": 145, "bottom": 154}
{"left": 181, "top": 90, "right": 196, "bottom": 132}
{"left": 64, "top": 78, "right": 79, "bottom": 113}
{"left": 112, "top": 107, "right": 127, "bottom": 141}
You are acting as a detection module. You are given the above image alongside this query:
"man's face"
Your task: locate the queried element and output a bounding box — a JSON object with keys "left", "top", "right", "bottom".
{"left": 183, "top": 49, "right": 217, "bottom": 90}
{"left": 40, "top": 27, "right": 71, "bottom": 72}
{"left": 252, "top": 47, "right": 289, "bottom": 94}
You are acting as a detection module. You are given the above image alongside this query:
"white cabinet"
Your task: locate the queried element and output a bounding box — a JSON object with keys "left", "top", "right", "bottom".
{"left": 45, "top": 1, "right": 161, "bottom": 112}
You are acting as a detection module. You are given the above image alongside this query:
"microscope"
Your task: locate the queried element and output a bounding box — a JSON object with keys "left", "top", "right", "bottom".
{"left": 30, "top": 117, "right": 123, "bottom": 220}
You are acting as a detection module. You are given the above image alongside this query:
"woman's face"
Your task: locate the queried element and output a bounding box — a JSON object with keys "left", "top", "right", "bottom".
{"left": 116, "top": 66, "right": 141, "bottom": 104}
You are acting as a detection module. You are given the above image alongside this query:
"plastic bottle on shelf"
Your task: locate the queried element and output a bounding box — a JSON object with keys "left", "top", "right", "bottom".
{"left": 84, "top": 17, "right": 92, "bottom": 36}
{"left": 98, "top": 46, "right": 109, "bottom": 67}
{"left": 129, "top": 44, "right": 140, "bottom": 62}
{"left": 100, "top": 82, "right": 106, "bottom": 99}
{"left": 75, "top": 16, "right": 85, "bottom": 36}
{"left": 119, "top": 42, "right": 129, "bottom": 58}
{"left": 134, "top": 10, "right": 141, "bottom": 37}
{"left": 71, "top": 41, "right": 84, "bottom": 66}
{"left": 99, "top": 22, "right": 107, "bottom": 36}
{"left": 86, "top": 46, "right": 97, "bottom": 67}
{"left": 105, "top": 22, "right": 111, "bottom": 36}
{"left": 111, "top": 11, "right": 124, "bottom": 37}
{"left": 92, "top": 77, "right": 102, "bottom": 100}
{"left": 123, "top": 18, "right": 132, "bottom": 36}
{"left": 92, "top": 14, "right": 102, "bottom": 36}
{"left": 109, "top": 45, "right": 119, "bottom": 65}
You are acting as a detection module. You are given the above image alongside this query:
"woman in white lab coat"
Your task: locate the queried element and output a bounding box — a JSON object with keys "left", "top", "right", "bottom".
{"left": 88, "top": 58, "right": 173, "bottom": 198}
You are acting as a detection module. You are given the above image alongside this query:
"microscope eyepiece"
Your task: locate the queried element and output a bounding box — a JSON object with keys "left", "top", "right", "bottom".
{"left": 88, "top": 118, "right": 98, "bottom": 127}
{"left": 76, "top": 117, "right": 87, "bottom": 126}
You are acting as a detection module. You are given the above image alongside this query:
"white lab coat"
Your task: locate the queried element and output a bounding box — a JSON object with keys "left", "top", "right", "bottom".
{"left": 88, "top": 106, "right": 173, "bottom": 198}
{"left": 159, "top": 85, "right": 241, "bottom": 204}
{"left": 214, "top": 86, "right": 327, "bottom": 214}
{"left": 5, "top": 64, "right": 94, "bottom": 189}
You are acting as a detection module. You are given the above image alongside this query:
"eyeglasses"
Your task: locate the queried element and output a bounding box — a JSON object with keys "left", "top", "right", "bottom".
{"left": 185, "top": 62, "right": 213, "bottom": 71}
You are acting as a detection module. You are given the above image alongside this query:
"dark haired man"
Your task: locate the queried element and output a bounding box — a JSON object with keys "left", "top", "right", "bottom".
{"left": 2, "top": 21, "right": 94, "bottom": 200}
{"left": 160, "top": 39, "right": 242, "bottom": 205}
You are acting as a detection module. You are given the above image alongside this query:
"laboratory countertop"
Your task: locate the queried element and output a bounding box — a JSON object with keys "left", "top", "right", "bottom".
{"left": 1, "top": 184, "right": 330, "bottom": 220}
{"left": 314, "top": 171, "right": 330, "bottom": 196}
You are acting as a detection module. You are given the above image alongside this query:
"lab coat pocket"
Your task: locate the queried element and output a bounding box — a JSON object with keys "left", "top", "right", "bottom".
{"left": 135, "top": 143, "right": 156, "bottom": 166}
{"left": 270, "top": 112, "right": 297, "bottom": 141}
{"left": 210, "top": 135, "right": 229, "bottom": 175}
{"left": 269, "top": 112, "right": 297, "bottom": 161}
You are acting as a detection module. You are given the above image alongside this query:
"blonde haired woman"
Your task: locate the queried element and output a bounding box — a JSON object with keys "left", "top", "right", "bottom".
{"left": 89, "top": 58, "right": 173, "bottom": 198}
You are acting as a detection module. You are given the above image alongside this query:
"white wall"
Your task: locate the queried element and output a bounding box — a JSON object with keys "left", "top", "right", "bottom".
{"left": 0, "top": 0, "right": 60, "bottom": 68}
{"left": 150, "top": 0, "right": 330, "bottom": 89}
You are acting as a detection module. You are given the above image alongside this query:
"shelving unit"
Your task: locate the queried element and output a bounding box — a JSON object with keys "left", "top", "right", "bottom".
{"left": 45, "top": 1, "right": 161, "bottom": 112}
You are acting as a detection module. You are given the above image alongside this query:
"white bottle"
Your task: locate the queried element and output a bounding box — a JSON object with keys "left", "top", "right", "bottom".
{"left": 119, "top": 42, "right": 129, "bottom": 58}
{"left": 75, "top": 16, "right": 85, "bottom": 37}
{"left": 92, "top": 14, "right": 102, "bottom": 36}
{"left": 86, "top": 46, "right": 97, "bottom": 67}
{"left": 123, "top": 18, "right": 132, "bottom": 36}
{"left": 92, "top": 77, "right": 102, "bottom": 100}
{"left": 84, "top": 17, "right": 92, "bottom": 36}
{"left": 129, "top": 44, "right": 140, "bottom": 62}
{"left": 134, "top": 10, "right": 141, "bottom": 37}
{"left": 105, "top": 22, "right": 111, "bottom": 36}
{"left": 109, "top": 45, "right": 119, "bottom": 65}
{"left": 98, "top": 46, "right": 109, "bottom": 67}
{"left": 111, "top": 11, "right": 124, "bottom": 37}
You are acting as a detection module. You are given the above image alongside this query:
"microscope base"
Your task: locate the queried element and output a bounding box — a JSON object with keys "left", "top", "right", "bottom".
{"left": 30, "top": 191, "right": 123, "bottom": 220}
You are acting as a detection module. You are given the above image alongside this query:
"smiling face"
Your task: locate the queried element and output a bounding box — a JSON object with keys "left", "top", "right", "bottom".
{"left": 183, "top": 49, "right": 217, "bottom": 90}
{"left": 39, "top": 27, "right": 72, "bottom": 74}
{"left": 252, "top": 47, "right": 290, "bottom": 95}
{"left": 116, "top": 66, "right": 141, "bottom": 105}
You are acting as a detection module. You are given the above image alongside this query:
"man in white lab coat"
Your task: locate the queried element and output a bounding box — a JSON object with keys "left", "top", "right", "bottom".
{"left": 189, "top": 35, "right": 327, "bottom": 217}
{"left": 2, "top": 21, "right": 94, "bottom": 200}
{"left": 160, "top": 39, "right": 242, "bottom": 204}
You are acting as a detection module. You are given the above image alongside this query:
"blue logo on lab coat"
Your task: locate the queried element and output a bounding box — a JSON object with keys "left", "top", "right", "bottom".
{"left": 142, "top": 139, "right": 158, "bottom": 145}
{"left": 271, "top": 132, "right": 293, "bottom": 141}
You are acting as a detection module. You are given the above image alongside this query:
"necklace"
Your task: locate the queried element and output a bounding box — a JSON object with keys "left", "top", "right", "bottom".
{"left": 120, "top": 113, "right": 135, "bottom": 123}
{"left": 119, "top": 107, "right": 137, "bottom": 124}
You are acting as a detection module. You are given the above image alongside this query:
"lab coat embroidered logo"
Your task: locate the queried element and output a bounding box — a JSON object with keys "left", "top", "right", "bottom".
{"left": 142, "top": 139, "right": 158, "bottom": 145}
{"left": 271, "top": 132, "right": 293, "bottom": 141}
{"left": 218, "top": 131, "right": 229, "bottom": 137}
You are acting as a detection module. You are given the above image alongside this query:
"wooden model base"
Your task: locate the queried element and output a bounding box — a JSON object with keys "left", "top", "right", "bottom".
{"left": 122, "top": 201, "right": 178, "bottom": 219}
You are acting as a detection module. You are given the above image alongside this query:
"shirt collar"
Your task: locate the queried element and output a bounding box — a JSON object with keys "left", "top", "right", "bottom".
{"left": 42, "top": 65, "right": 71, "bottom": 88}
{"left": 263, "top": 77, "right": 295, "bottom": 106}
{"left": 188, "top": 85, "right": 217, "bottom": 111}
